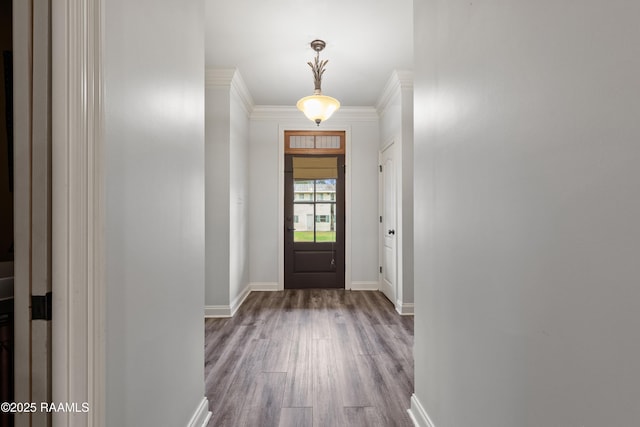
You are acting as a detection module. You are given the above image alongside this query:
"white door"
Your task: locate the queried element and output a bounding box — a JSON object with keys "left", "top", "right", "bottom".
{"left": 379, "top": 143, "right": 396, "bottom": 303}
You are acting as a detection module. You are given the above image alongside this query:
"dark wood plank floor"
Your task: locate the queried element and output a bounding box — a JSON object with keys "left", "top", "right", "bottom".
{"left": 204, "top": 290, "right": 414, "bottom": 427}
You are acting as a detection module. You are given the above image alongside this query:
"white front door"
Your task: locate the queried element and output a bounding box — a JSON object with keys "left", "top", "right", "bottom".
{"left": 379, "top": 143, "right": 397, "bottom": 303}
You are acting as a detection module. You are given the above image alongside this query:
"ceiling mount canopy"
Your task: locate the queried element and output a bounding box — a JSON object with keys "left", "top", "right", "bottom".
{"left": 296, "top": 39, "right": 341, "bottom": 126}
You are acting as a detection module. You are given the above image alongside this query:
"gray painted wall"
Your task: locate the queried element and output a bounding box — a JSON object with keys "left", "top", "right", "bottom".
{"left": 247, "top": 119, "right": 280, "bottom": 283}
{"left": 103, "top": 0, "right": 206, "bottom": 425}
{"left": 205, "top": 85, "right": 231, "bottom": 306}
{"left": 229, "top": 83, "right": 251, "bottom": 304}
{"left": 413, "top": 0, "right": 640, "bottom": 425}
{"left": 205, "top": 72, "right": 251, "bottom": 308}
{"left": 400, "top": 84, "right": 414, "bottom": 304}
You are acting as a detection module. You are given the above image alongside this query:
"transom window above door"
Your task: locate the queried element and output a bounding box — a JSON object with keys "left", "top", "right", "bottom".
{"left": 285, "top": 130, "right": 345, "bottom": 155}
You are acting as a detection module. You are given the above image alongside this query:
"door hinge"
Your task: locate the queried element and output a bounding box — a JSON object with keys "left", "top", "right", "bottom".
{"left": 379, "top": 266, "right": 383, "bottom": 274}
{"left": 379, "top": 165, "right": 382, "bottom": 172}
{"left": 31, "top": 292, "right": 52, "bottom": 321}
{"left": 380, "top": 216, "right": 382, "bottom": 223}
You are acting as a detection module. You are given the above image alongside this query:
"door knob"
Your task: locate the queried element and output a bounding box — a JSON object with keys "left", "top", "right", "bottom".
{"left": 287, "top": 227, "right": 296, "bottom": 232}
{"left": 388, "top": 229, "right": 395, "bottom": 235}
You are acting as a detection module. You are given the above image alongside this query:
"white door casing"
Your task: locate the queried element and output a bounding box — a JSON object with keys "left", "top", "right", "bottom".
{"left": 51, "top": 0, "right": 105, "bottom": 426}
{"left": 277, "top": 124, "right": 353, "bottom": 290}
{"left": 379, "top": 142, "right": 397, "bottom": 304}
{"left": 12, "top": 0, "right": 33, "bottom": 422}
{"left": 13, "top": 1, "right": 53, "bottom": 426}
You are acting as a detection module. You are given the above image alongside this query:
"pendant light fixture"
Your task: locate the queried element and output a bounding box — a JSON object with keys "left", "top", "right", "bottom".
{"left": 296, "top": 40, "right": 341, "bottom": 126}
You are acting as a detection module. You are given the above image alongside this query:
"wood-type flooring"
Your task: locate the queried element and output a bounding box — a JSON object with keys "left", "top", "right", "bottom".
{"left": 204, "top": 289, "right": 414, "bottom": 427}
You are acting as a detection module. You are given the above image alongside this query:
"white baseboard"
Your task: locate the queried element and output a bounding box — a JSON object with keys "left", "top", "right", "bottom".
{"left": 396, "top": 301, "right": 415, "bottom": 315}
{"left": 408, "top": 394, "right": 435, "bottom": 427}
{"left": 249, "top": 282, "right": 280, "bottom": 291}
{"left": 205, "top": 282, "right": 280, "bottom": 318}
{"left": 204, "top": 305, "right": 231, "bottom": 318}
{"left": 230, "top": 284, "right": 252, "bottom": 316}
{"left": 230, "top": 283, "right": 279, "bottom": 315}
{"left": 379, "top": 279, "right": 393, "bottom": 300}
{"left": 186, "top": 397, "right": 211, "bottom": 427}
{"left": 350, "top": 281, "right": 379, "bottom": 291}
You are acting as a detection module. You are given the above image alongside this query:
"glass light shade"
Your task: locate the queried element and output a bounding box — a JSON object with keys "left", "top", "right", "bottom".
{"left": 296, "top": 94, "right": 340, "bottom": 125}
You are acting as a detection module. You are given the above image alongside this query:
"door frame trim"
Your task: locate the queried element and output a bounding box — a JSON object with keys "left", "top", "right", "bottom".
{"left": 51, "top": 1, "right": 105, "bottom": 425}
{"left": 13, "top": 0, "right": 33, "bottom": 416}
{"left": 278, "top": 125, "right": 352, "bottom": 290}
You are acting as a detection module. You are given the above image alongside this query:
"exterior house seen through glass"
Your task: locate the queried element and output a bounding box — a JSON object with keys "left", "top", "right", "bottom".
{"left": 293, "top": 179, "right": 337, "bottom": 242}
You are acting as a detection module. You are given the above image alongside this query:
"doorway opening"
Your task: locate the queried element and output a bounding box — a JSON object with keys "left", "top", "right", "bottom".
{"left": 0, "top": 0, "right": 13, "bottom": 424}
{"left": 284, "top": 131, "right": 345, "bottom": 289}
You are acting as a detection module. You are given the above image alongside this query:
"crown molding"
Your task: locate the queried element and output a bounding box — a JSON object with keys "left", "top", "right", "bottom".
{"left": 205, "top": 68, "right": 236, "bottom": 87}
{"left": 395, "top": 70, "right": 414, "bottom": 88}
{"left": 251, "top": 105, "right": 379, "bottom": 122}
{"left": 376, "top": 69, "right": 414, "bottom": 116}
{"left": 205, "top": 68, "right": 254, "bottom": 116}
{"left": 229, "top": 71, "right": 254, "bottom": 116}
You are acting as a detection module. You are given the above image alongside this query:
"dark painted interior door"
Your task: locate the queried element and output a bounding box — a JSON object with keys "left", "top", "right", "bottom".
{"left": 284, "top": 154, "right": 345, "bottom": 288}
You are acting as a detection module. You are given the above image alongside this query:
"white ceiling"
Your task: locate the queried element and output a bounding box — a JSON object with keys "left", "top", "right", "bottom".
{"left": 205, "top": 0, "right": 413, "bottom": 107}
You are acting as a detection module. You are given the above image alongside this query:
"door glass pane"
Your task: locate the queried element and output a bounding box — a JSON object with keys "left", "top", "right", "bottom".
{"left": 293, "top": 179, "right": 337, "bottom": 243}
{"left": 294, "top": 203, "right": 314, "bottom": 242}
{"left": 315, "top": 203, "right": 336, "bottom": 242}
{"left": 315, "top": 179, "right": 336, "bottom": 201}
{"left": 294, "top": 180, "right": 313, "bottom": 201}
